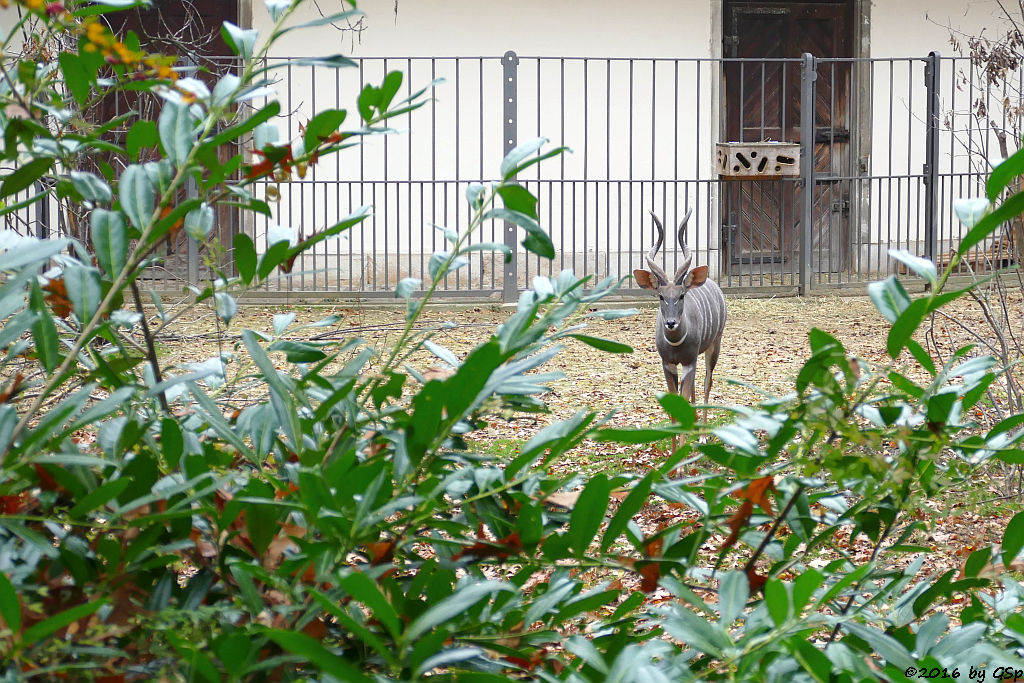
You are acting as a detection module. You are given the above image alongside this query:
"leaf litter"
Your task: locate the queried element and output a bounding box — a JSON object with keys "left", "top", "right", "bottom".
{"left": 156, "top": 291, "right": 1021, "bottom": 604}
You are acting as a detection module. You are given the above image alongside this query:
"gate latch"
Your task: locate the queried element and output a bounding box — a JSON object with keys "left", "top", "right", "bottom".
{"left": 831, "top": 199, "right": 850, "bottom": 215}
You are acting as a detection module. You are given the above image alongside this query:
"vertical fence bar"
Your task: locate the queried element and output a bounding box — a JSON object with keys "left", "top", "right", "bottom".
{"left": 186, "top": 175, "right": 199, "bottom": 286}
{"left": 503, "top": 51, "right": 518, "bottom": 303}
{"left": 34, "top": 181, "right": 49, "bottom": 239}
{"left": 924, "top": 51, "right": 940, "bottom": 265}
{"left": 799, "top": 53, "right": 817, "bottom": 295}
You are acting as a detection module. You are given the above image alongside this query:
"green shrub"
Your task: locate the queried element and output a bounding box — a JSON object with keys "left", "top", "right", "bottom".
{"left": 1, "top": 1, "right": 1024, "bottom": 681}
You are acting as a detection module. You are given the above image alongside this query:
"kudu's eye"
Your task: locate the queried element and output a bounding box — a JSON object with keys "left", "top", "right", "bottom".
{"left": 658, "top": 294, "right": 664, "bottom": 301}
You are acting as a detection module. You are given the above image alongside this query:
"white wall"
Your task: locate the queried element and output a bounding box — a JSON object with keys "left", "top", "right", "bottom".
{"left": 259, "top": 0, "right": 715, "bottom": 59}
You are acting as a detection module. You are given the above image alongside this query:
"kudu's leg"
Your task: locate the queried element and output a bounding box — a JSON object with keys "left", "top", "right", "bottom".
{"left": 703, "top": 336, "right": 723, "bottom": 424}
{"left": 663, "top": 363, "right": 679, "bottom": 452}
{"left": 677, "top": 363, "right": 697, "bottom": 452}
{"left": 680, "top": 363, "right": 697, "bottom": 405}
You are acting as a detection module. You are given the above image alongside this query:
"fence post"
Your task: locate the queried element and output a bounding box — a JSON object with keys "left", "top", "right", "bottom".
{"left": 186, "top": 176, "right": 199, "bottom": 286}
{"left": 502, "top": 50, "right": 518, "bottom": 303}
{"left": 799, "top": 53, "right": 817, "bottom": 295}
{"left": 34, "top": 181, "right": 49, "bottom": 239}
{"left": 924, "top": 51, "right": 941, "bottom": 266}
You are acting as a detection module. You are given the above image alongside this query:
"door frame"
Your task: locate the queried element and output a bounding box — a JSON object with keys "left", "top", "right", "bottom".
{"left": 711, "top": 0, "right": 872, "bottom": 275}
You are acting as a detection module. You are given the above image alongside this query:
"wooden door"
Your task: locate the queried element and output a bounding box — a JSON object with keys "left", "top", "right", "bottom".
{"left": 722, "top": 1, "right": 853, "bottom": 275}
{"left": 92, "top": 1, "right": 240, "bottom": 279}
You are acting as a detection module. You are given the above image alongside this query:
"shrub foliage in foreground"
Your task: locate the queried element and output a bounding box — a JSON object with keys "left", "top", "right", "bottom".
{"left": 2, "top": 1, "right": 1024, "bottom": 680}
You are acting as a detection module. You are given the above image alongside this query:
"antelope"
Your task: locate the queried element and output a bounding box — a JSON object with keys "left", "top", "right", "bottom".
{"left": 633, "top": 209, "right": 727, "bottom": 437}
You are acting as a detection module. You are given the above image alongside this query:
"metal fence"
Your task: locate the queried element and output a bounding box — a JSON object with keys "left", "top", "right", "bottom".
{"left": 4, "top": 52, "right": 1012, "bottom": 301}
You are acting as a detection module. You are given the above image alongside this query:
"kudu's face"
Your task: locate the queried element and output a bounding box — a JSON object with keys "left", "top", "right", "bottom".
{"left": 634, "top": 266, "right": 709, "bottom": 336}
{"left": 633, "top": 209, "right": 708, "bottom": 338}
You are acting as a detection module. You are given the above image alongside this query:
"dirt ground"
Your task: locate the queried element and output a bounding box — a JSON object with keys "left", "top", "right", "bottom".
{"left": 156, "top": 289, "right": 1020, "bottom": 582}
{"left": 160, "top": 293, "right": 942, "bottom": 422}
{"left": 159, "top": 289, "right": 1017, "bottom": 459}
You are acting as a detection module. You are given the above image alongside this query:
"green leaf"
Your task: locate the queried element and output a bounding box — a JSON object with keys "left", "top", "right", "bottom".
{"left": 221, "top": 22, "right": 258, "bottom": 59}
{"left": 793, "top": 568, "right": 823, "bottom": 612}
{"left": 602, "top": 473, "right": 654, "bottom": 551}
{"left": 593, "top": 426, "right": 678, "bottom": 444}
{"left": 958, "top": 191, "right": 1024, "bottom": 256}
{"left": 867, "top": 275, "right": 910, "bottom": 323}
{"left": 568, "top": 474, "right": 612, "bottom": 558}
{"left": 290, "top": 55, "right": 359, "bottom": 69}
{"left": 90, "top": 209, "right": 127, "bottom": 277}
{"left": 987, "top": 148, "right": 1024, "bottom": 200}
{"left": 463, "top": 242, "right": 511, "bottom": 260}
{"left": 242, "top": 330, "right": 301, "bottom": 450}
{"left": 658, "top": 393, "right": 696, "bottom": 429}
{"left": 22, "top": 599, "right": 106, "bottom": 646}
{"left": 717, "top": 570, "right": 749, "bottom": 626}
{"left": 126, "top": 120, "right": 157, "bottom": 162}
{"left": 277, "top": 9, "right": 363, "bottom": 35}
{"left": 337, "top": 572, "right": 402, "bottom": 640}
{"left": 793, "top": 639, "right": 832, "bottom": 683}
{"left": 261, "top": 629, "right": 372, "bottom": 682}
{"left": 257, "top": 240, "right": 291, "bottom": 280}
{"left": 267, "top": 340, "right": 327, "bottom": 363}
{"left": 68, "top": 478, "right": 131, "bottom": 518}
{"left": 0, "top": 406, "right": 16, "bottom": 455}
{"left": 764, "top": 579, "right": 789, "bottom": 625}
{"left": 289, "top": 206, "right": 371, "bottom": 259}
{"left": 211, "top": 73, "right": 241, "bottom": 108}
{"left": 228, "top": 564, "right": 263, "bottom": 613}
{"left": 264, "top": 0, "right": 289, "bottom": 21}
{"left": 303, "top": 108, "right": 347, "bottom": 150}
{"left": 889, "top": 249, "right": 936, "bottom": 286}
{"left": 59, "top": 52, "right": 91, "bottom": 106}
{"left": 484, "top": 208, "right": 554, "bottom": 259}
{"left": 184, "top": 203, "right": 214, "bottom": 241}
{"left": 396, "top": 277, "right": 420, "bottom": 299}
{"left": 29, "top": 281, "right": 59, "bottom": 372}
{"left": 1004, "top": 511, "right": 1024, "bottom": 569}
{"left": 1, "top": 157, "right": 52, "bottom": 198}
{"left": 142, "top": 159, "right": 174, "bottom": 196}
{"left": 308, "top": 589, "right": 396, "bottom": 667}
{"left": 118, "top": 165, "right": 154, "bottom": 230}
{"left": 159, "top": 101, "right": 197, "bottom": 167}
{"left": 905, "top": 339, "right": 937, "bottom": 375}
{"left": 569, "top": 334, "right": 632, "bottom": 354}
{"left": 64, "top": 265, "right": 103, "bottom": 322}
{"left": 0, "top": 571, "right": 20, "bottom": 634}
{"left": 234, "top": 232, "right": 257, "bottom": 284}
{"left": 214, "top": 292, "right": 237, "bottom": 324}
{"left": 70, "top": 171, "right": 112, "bottom": 204}
{"left": 953, "top": 197, "right": 991, "bottom": 228}
{"left": 500, "top": 137, "right": 547, "bottom": 178}
{"left": 0, "top": 237, "right": 69, "bottom": 272}
{"left": 202, "top": 101, "right": 281, "bottom": 151}
{"left": 181, "top": 569, "right": 213, "bottom": 611}
{"left": 405, "top": 581, "right": 513, "bottom": 641}
{"left": 663, "top": 603, "right": 731, "bottom": 656}
{"left": 466, "top": 183, "right": 486, "bottom": 210}
{"left": 497, "top": 183, "right": 539, "bottom": 219}
{"left": 887, "top": 297, "right": 929, "bottom": 359}
{"left": 841, "top": 622, "right": 915, "bottom": 670}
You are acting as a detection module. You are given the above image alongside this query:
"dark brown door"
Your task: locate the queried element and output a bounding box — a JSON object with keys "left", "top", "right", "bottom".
{"left": 92, "top": 1, "right": 240, "bottom": 279}
{"left": 722, "top": 1, "right": 853, "bottom": 276}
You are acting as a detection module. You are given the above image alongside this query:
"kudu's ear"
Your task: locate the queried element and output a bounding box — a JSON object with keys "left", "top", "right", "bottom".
{"left": 633, "top": 269, "right": 658, "bottom": 290}
{"left": 684, "top": 265, "right": 709, "bottom": 289}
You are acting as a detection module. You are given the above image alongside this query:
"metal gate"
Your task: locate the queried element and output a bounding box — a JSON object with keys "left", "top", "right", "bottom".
{"left": 4, "top": 53, "right": 1004, "bottom": 300}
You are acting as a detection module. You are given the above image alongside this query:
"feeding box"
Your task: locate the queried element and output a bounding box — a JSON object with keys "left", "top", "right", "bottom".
{"left": 716, "top": 142, "right": 800, "bottom": 179}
